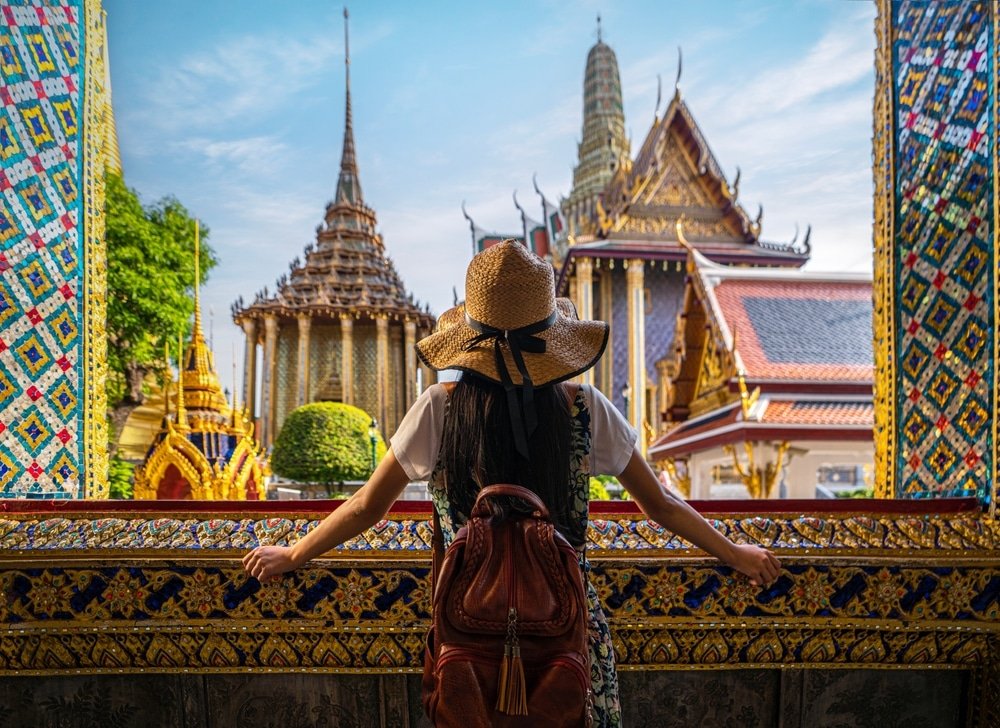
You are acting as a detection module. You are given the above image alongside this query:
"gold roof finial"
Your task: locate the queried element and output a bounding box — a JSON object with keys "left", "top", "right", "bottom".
{"left": 175, "top": 334, "right": 188, "bottom": 431}
{"left": 163, "top": 342, "right": 171, "bottom": 421}
{"left": 674, "top": 46, "right": 683, "bottom": 100}
{"left": 182, "top": 220, "right": 228, "bottom": 413}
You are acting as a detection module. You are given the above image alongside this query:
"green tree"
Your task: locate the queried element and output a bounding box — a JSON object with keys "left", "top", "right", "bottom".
{"left": 104, "top": 173, "right": 217, "bottom": 455}
{"left": 271, "top": 402, "right": 387, "bottom": 485}
{"left": 107, "top": 455, "right": 135, "bottom": 499}
{"left": 589, "top": 477, "right": 610, "bottom": 501}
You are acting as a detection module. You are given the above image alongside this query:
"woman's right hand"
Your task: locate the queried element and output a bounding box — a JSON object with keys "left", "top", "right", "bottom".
{"left": 242, "top": 545, "right": 299, "bottom": 583}
{"left": 726, "top": 544, "right": 781, "bottom": 588}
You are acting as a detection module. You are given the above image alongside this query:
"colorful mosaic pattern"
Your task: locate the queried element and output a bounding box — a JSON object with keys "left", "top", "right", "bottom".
{"left": 0, "top": 509, "right": 996, "bottom": 717}
{"left": 886, "top": 1, "right": 997, "bottom": 503}
{"left": 0, "top": 560, "right": 996, "bottom": 673}
{"left": 3, "top": 561, "right": 997, "bottom": 628}
{"left": 0, "top": 0, "right": 105, "bottom": 498}
{"left": 0, "top": 511, "right": 997, "bottom": 552}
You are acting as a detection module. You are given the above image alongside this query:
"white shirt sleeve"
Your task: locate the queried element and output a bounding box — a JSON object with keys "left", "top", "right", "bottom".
{"left": 586, "top": 384, "right": 638, "bottom": 476}
{"left": 389, "top": 383, "right": 448, "bottom": 482}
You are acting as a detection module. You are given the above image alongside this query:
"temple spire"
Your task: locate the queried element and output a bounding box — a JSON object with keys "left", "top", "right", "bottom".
{"left": 192, "top": 220, "right": 202, "bottom": 341}
{"left": 183, "top": 220, "right": 228, "bottom": 414}
{"left": 335, "top": 7, "right": 362, "bottom": 205}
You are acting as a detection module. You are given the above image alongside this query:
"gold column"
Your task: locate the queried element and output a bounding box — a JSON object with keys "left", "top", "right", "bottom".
{"left": 340, "top": 315, "right": 354, "bottom": 405}
{"left": 575, "top": 257, "right": 594, "bottom": 386}
{"left": 599, "top": 271, "right": 613, "bottom": 395}
{"left": 261, "top": 314, "right": 278, "bottom": 449}
{"left": 241, "top": 318, "right": 257, "bottom": 422}
{"left": 626, "top": 259, "right": 646, "bottom": 434}
{"left": 296, "top": 314, "right": 311, "bottom": 407}
{"left": 872, "top": 0, "right": 895, "bottom": 498}
{"left": 655, "top": 358, "right": 670, "bottom": 435}
{"left": 376, "top": 315, "right": 390, "bottom": 430}
{"left": 404, "top": 319, "right": 417, "bottom": 410}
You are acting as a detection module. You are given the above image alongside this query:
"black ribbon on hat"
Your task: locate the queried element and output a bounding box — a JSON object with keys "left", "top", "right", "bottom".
{"left": 462, "top": 310, "right": 558, "bottom": 459}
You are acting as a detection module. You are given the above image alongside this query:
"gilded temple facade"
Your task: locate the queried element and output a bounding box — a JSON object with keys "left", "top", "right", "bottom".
{"left": 133, "top": 288, "right": 265, "bottom": 500}
{"left": 556, "top": 45, "right": 809, "bottom": 439}
{"left": 231, "top": 16, "right": 434, "bottom": 448}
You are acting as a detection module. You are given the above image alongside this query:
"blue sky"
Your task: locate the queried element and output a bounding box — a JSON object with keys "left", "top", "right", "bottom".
{"left": 104, "top": 0, "right": 877, "bottom": 390}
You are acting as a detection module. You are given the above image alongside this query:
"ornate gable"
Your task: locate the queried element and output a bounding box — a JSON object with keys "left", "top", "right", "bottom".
{"left": 597, "top": 94, "right": 763, "bottom": 246}
{"left": 661, "top": 253, "right": 738, "bottom": 423}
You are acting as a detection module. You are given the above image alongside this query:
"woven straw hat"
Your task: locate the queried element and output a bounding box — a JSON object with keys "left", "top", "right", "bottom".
{"left": 416, "top": 241, "right": 608, "bottom": 387}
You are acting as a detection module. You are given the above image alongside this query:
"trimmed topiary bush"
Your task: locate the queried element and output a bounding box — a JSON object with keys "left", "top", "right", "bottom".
{"left": 271, "top": 402, "right": 387, "bottom": 484}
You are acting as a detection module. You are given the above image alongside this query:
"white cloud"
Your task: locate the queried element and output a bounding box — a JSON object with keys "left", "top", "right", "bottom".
{"left": 135, "top": 19, "right": 393, "bottom": 134}
{"left": 175, "top": 135, "right": 289, "bottom": 174}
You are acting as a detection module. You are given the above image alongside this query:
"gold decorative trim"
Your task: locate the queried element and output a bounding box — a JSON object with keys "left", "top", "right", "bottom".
{"left": 83, "top": 1, "right": 109, "bottom": 497}
{"left": 872, "top": 0, "right": 895, "bottom": 500}
{"left": 992, "top": 0, "right": 999, "bottom": 520}
{"left": 0, "top": 557, "right": 996, "bottom": 676}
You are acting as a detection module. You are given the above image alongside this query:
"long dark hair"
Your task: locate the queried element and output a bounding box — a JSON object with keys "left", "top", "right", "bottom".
{"left": 440, "top": 373, "right": 582, "bottom": 547}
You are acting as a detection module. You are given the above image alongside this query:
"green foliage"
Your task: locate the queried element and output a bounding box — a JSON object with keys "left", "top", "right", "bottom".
{"left": 835, "top": 487, "right": 874, "bottom": 499}
{"left": 104, "top": 172, "right": 217, "bottom": 407}
{"left": 594, "top": 474, "right": 627, "bottom": 499}
{"left": 108, "top": 455, "right": 135, "bottom": 499}
{"left": 272, "top": 402, "right": 387, "bottom": 484}
{"left": 589, "top": 477, "right": 610, "bottom": 501}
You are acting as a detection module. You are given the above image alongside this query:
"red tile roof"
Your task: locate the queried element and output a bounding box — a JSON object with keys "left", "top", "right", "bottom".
{"left": 761, "top": 400, "right": 874, "bottom": 426}
{"left": 649, "top": 397, "right": 873, "bottom": 459}
{"left": 711, "top": 278, "right": 873, "bottom": 382}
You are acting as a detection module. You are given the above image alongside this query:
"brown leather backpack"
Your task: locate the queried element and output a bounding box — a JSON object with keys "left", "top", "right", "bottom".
{"left": 422, "top": 484, "right": 591, "bottom": 727}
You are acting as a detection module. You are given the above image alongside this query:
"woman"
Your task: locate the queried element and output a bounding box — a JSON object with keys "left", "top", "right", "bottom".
{"left": 244, "top": 240, "right": 780, "bottom": 727}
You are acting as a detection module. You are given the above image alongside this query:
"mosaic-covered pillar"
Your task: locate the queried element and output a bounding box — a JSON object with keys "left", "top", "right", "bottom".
{"left": 241, "top": 318, "right": 257, "bottom": 420}
{"left": 873, "top": 0, "right": 998, "bottom": 512}
{"left": 375, "top": 315, "right": 389, "bottom": 432}
{"left": 0, "top": 1, "right": 109, "bottom": 497}
{"left": 295, "top": 314, "right": 310, "bottom": 407}
{"left": 340, "top": 315, "right": 353, "bottom": 405}
{"left": 403, "top": 319, "right": 416, "bottom": 411}
{"left": 260, "top": 315, "right": 278, "bottom": 449}
{"left": 626, "top": 259, "right": 646, "bottom": 433}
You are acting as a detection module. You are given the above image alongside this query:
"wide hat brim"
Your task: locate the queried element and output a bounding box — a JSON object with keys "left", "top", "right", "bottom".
{"left": 416, "top": 301, "right": 609, "bottom": 387}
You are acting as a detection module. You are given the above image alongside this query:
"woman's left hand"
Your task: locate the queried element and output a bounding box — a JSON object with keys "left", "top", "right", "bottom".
{"left": 243, "top": 545, "right": 298, "bottom": 582}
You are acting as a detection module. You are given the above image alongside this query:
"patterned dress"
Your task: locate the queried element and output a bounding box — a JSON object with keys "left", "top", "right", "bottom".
{"left": 426, "top": 388, "right": 622, "bottom": 727}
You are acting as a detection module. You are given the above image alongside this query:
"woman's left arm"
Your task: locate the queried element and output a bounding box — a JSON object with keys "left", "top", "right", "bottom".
{"left": 243, "top": 448, "right": 412, "bottom": 581}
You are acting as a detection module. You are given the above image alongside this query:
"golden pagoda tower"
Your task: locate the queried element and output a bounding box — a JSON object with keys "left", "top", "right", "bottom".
{"left": 231, "top": 9, "right": 435, "bottom": 449}
{"left": 134, "top": 223, "right": 268, "bottom": 500}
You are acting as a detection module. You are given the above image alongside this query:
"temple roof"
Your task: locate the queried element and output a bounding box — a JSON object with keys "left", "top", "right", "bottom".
{"left": 561, "top": 92, "right": 809, "bottom": 277}
{"left": 649, "top": 397, "right": 874, "bottom": 460}
{"left": 649, "top": 248, "right": 873, "bottom": 460}
{"left": 231, "top": 11, "right": 432, "bottom": 328}
{"left": 708, "top": 272, "right": 874, "bottom": 383}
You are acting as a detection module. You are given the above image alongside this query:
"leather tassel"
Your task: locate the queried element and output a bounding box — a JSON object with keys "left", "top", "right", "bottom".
{"left": 496, "top": 644, "right": 528, "bottom": 716}
{"left": 508, "top": 645, "right": 528, "bottom": 715}
{"left": 496, "top": 644, "right": 511, "bottom": 711}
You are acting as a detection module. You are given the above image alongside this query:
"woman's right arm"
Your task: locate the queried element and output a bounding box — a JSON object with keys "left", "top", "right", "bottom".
{"left": 617, "top": 448, "right": 780, "bottom": 587}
